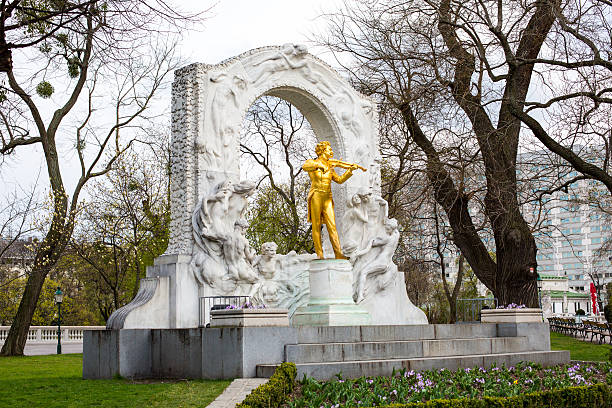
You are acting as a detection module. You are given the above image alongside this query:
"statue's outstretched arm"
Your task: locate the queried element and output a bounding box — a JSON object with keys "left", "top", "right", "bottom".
{"left": 332, "top": 168, "right": 354, "bottom": 184}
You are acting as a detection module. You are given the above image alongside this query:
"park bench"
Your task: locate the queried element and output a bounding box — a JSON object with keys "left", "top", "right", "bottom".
{"left": 547, "top": 317, "right": 586, "bottom": 339}
{"left": 582, "top": 321, "right": 612, "bottom": 344}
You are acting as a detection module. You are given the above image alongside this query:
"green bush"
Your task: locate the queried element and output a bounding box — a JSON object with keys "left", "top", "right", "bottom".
{"left": 237, "top": 362, "right": 297, "bottom": 408}
{"left": 372, "top": 384, "right": 611, "bottom": 408}
{"left": 604, "top": 304, "right": 612, "bottom": 323}
{"left": 576, "top": 308, "right": 586, "bottom": 316}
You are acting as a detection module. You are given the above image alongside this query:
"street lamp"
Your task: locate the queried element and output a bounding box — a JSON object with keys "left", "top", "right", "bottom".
{"left": 54, "top": 286, "right": 63, "bottom": 355}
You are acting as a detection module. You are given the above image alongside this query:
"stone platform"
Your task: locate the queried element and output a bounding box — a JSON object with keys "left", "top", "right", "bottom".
{"left": 83, "top": 323, "right": 568, "bottom": 380}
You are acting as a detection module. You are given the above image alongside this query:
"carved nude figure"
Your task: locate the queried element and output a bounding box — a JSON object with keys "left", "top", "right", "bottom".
{"left": 341, "top": 194, "right": 369, "bottom": 257}
{"left": 224, "top": 218, "right": 258, "bottom": 283}
{"left": 203, "top": 73, "right": 247, "bottom": 169}
{"left": 352, "top": 218, "right": 400, "bottom": 303}
{"left": 336, "top": 89, "right": 363, "bottom": 138}
{"left": 250, "top": 44, "right": 335, "bottom": 96}
{"left": 253, "top": 241, "right": 281, "bottom": 279}
{"left": 191, "top": 179, "right": 258, "bottom": 292}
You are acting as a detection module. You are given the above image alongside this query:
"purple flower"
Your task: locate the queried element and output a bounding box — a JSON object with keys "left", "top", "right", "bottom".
{"left": 367, "top": 379, "right": 374, "bottom": 384}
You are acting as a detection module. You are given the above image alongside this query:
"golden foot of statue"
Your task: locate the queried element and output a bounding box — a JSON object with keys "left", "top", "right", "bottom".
{"left": 335, "top": 254, "right": 348, "bottom": 260}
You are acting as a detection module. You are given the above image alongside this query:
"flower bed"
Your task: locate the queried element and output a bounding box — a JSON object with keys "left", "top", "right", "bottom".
{"left": 284, "top": 361, "right": 612, "bottom": 408}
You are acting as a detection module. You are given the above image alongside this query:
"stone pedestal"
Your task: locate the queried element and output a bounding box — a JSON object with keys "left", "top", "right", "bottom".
{"left": 292, "top": 259, "right": 371, "bottom": 326}
{"left": 481, "top": 308, "right": 543, "bottom": 323}
{"left": 210, "top": 308, "right": 289, "bottom": 327}
{"left": 106, "top": 254, "right": 199, "bottom": 329}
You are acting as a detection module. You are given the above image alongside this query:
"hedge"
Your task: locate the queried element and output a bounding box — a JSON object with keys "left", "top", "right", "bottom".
{"left": 370, "top": 383, "right": 611, "bottom": 408}
{"left": 236, "top": 362, "right": 297, "bottom": 408}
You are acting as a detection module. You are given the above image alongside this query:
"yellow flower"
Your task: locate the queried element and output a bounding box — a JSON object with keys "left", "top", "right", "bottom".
{"left": 513, "top": 380, "right": 518, "bottom": 384}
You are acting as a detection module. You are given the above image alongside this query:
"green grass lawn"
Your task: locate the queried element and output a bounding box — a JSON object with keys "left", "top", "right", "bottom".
{"left": 550, "top": 331, "right": 612, "bottom": 361}
{"left": 0, "top": 354, "right": 231, "bottom": 408}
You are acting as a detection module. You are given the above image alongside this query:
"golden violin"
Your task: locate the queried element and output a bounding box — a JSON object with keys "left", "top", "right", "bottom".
{"left": 327, "top": 158, "right": 367, "bottom": 172}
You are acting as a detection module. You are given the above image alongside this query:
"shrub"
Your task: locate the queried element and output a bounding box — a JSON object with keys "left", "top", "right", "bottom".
{"left": 604, "top": 305, "right": 612, "bottom": 323}
{"left": 576, "top": 308, "right": 586, "bottom": 316}
{"left": 371, "top": 384, "right": 611, "bottom": 408}
{"left": 237, "top": 362, "right": 297, "bottom": 408}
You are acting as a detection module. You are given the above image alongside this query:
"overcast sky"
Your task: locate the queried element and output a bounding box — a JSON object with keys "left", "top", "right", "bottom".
{"left": 0, "top": 0, "right": 341, "bottom": 210}
{"left": 179, "top": 0, "right": 338, "bottom": 65}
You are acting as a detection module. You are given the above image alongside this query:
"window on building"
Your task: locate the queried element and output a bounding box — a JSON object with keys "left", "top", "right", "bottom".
{"left": 572, "top": 240, "right": 582, "bottom": 245}
{"left": 591, "top": 237, "right": 601, "bottom": 244}
{"left": 591, "top": 226, "right": 601, "bottom": 232}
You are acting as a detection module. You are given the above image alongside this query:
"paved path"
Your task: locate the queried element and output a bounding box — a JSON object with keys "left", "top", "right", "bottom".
{"left": 207, "top": 378, "right": 268, "bottom": 408}
{"left": 22, "top": 343, "right": 83, "bottom": 355}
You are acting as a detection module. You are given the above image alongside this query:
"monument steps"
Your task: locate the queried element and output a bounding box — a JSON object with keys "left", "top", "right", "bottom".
{"left": 256, "top": 350, "right": 570, "bottom": 380}
{"left": 284, "top": 336, "right": 529, "bottom": 363}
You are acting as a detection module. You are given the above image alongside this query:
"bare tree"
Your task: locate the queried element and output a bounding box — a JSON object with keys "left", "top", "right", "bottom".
{"left": 316, "top": 0, "right": 609, "bottom": 306}
{"left": 0, "top": 181, "right": 38, "bottom": 262}
{"left": 241, "top": 96, "right": 316, "bottom": 253}
{"left": 0, "top": 1, "right": 201, "bottom": 356}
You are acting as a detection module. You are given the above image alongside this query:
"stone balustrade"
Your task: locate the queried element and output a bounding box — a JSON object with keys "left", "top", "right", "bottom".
{"left": 0, "top": 326, "right": 105, "bottom": 344}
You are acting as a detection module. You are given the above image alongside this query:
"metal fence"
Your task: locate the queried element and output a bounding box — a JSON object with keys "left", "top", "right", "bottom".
{"left": 457, "top": 298, "right": 498, "bottom": 322}
{"left": 199, "top": 296, "right": 250, "bottom": 327}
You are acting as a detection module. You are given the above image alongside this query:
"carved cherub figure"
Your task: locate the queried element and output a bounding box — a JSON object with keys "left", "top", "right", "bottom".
{"left": 253, "top": 241, "right": 281, "bottom": 280}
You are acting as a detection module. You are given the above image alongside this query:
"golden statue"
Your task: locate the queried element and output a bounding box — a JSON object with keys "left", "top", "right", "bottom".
{"left": 303, "top": 141, "right": 366, "bottom": 259}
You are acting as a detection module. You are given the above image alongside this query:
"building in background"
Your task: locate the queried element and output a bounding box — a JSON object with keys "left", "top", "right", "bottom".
{"left": 539, "top": 274, "right": 590, "bottom": 317}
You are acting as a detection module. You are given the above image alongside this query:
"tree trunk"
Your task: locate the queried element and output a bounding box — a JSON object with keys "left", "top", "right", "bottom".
{"left": 449, "top": 300, "right": 457, "bottom": 324}
{"left": 0, "top": 191, "right": 71, "bottom": 356}
{"left": 0, "top": 265, "right": 51, "bottom": 356}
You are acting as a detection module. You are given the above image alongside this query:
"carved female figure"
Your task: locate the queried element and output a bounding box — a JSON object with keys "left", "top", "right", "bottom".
{"left": 341, "top": 194, "right": 369, "bottom": 257}
{"left": 352, "top": 218, "right": 400, "bottom": 303}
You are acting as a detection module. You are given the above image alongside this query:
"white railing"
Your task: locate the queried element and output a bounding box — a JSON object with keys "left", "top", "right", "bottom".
{"left": 0, "top": 326, "right": 105, "bottom": 344}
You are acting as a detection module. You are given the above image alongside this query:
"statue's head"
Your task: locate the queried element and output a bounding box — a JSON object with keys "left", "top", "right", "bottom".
{"left": 280, "top": 43, "right": 295, "bottom": 55}
{"left": 214, "top": 180, "right": 233, "bottom": 198}
{"left": 351, "top": 194, "right": 361, "bottom": 206}
{"left": 384, "top": 218, "right": 398, "bottom": 234}
{"left": 261, "top": 241, "right": 278, "bottom": 256}
{"left": 294, "top": 44, "right": 308, "bottom": 55}
{"left": 234, "top": 218, "right": 249, "bottom": 232}
{"left": 315, "top": 141, "right": 333, "bottom": 158}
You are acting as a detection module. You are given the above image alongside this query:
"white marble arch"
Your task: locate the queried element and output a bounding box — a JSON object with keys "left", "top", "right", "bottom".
{"left": 106, "top": 45, "right": 400, "bottom": 330}
{"left": 167, "top": 44, "right": 380, "bottom": 256}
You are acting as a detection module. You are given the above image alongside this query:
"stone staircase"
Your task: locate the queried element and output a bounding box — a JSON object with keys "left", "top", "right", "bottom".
{"left": 256, "top": 323, "right": 569, "bottom": 380}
